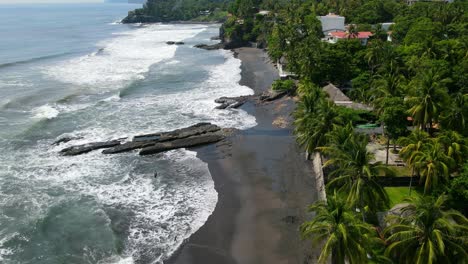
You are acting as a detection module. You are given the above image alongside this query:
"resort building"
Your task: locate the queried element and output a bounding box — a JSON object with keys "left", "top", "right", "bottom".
{"left": 322, "top": 83, "right": 373, "bottom": 111}
{"left": 326, "top": 31, "right": 373, "bottom": 45}
{"left": 317, "top": 13, "right": 346, "bottom": 35}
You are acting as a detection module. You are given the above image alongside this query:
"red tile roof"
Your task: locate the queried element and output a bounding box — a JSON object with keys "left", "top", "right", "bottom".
{"left": 329, "top": 31, "right": 373, "bottom": 39}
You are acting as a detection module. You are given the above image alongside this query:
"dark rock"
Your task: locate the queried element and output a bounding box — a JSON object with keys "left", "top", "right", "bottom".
{"left": 210, "top": 36, "right": 221, "bottom": 40}
{"left": 61, "top": 123, "right": 223, "bottom": 156}
{"left": 166, "top": 41, "right": 176, "bottom": 45}
{"left": 175, "top": 42, "right": 185, "bottom": 45}
{"left": 154, "top": 172, "right": 158, "bottom": 178}
{"left": 140, "top": 134, "right": 224, "bottom": 155}
{"left": 102, "top": 141, "right": 157, "bottom": 154}
{"left": 52, "top": 136, "right": 83, "bottom": 146}
{"left": 158, "top": 123, "right": 221, "bottom": 141}
{"left": 260, "top": 91, "right": 288, "bottom": 102}
{"left": 194, "top": 43, "right": 224, "bottom": 50}
{"left": 215, "top": 103, "right": 230, "bottom": 110}
{"left": 214, "top": 96, "right": 248, "bottom": 109}
{"left": 60, "top": 140, "right": 121, "bottom": 156}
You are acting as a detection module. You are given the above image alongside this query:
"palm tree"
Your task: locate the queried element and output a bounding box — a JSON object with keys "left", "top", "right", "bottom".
{"left": 371, "top": 69, "right": 406, "bottom": 114}
{"left": 436, "top": 130, "right": 468, "bottom": 167}
{"left": 413, "top": 141, "right": 454, "bottom": 194}
{"left": 398, "top": 130, "right": 431, "bottom": 166}
{"left": 440, "top": 92, "right": 468, "bottom": 136}
{"left": 407, "top": 69, "right": 450, "bottom": 134}
{"left": 384, "top": 195, "right": 468, "bottom": 264}
{"left": 301, "top": 192, "right": 381, "bottom": 264}
{"left": 398, "top": 130, "right": 431, "bottom": 195}
{"left": 294, "top": 98, "right": 341, "bottom": 159}
{"left": 320, "top": 132, "right": 391, "bottom": 215}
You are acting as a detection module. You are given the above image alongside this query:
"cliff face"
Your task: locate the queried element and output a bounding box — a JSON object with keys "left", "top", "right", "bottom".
{"left": 121, "top": 0, "right": 229, "bottom": 24}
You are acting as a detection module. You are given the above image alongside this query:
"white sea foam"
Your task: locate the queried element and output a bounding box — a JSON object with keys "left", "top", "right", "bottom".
{"left": 44, "top": 24, "right": 207, "bottom": 90}
{"left": 1, "top": 24, "right": 256, "bottom": 264}
{"left": 31, "top": 104, "right": 59, "bottom": 119}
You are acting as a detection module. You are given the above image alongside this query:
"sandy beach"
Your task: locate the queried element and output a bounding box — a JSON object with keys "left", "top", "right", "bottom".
{"left": 167, "top": 47, "right": 319, "bottom": 264}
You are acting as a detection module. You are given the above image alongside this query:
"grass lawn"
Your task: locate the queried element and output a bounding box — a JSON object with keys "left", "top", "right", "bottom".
{"left": 385, "top": 186, "right": 422, "bottom": 208}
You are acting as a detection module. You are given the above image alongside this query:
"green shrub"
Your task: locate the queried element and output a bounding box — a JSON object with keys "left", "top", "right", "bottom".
{"left": 272, "top": 79, "right": 296, "bottom": 93}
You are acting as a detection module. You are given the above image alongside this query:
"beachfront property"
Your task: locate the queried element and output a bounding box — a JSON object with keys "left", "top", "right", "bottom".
{"left": 317, "top": 13, "right": 346, "bottom": 35}
{"left": 322, "top": 83, "right": 373, "bottom": 111}
{"left": 326, "top": 31, "right": 374, "bottom": 45}
{"left": 318, "top": 13, "right": 373, "bottom": 45}
{"left": 277, "top": 56, "right": 297, "bottom": 79}
{"left": 257, "top": 10, "right": 271, "bottom": 16}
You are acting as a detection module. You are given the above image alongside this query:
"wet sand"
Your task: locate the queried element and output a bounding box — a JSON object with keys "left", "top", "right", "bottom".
{"left": 167, "top": 47, "right": 319, "bottom": 264}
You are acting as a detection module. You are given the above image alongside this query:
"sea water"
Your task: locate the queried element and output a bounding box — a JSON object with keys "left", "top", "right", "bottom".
{"left": 0, "top": 3, "right": 255, "bottom": 263}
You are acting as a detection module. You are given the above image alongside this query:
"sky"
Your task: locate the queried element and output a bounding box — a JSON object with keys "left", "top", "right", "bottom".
{"left": 0, "top": 0, "right": 103, "bottom": 3}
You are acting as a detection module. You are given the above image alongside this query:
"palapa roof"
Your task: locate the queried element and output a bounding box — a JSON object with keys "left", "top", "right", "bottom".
{"left": 323, "top": 83, "right": 350, "bottom": 102}
{"left": 323, "top": 84, "right": 374, "bottom": 111}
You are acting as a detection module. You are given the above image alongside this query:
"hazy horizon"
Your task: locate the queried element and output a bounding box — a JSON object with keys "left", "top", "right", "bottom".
{"left": 0, "top": 0, "right": 103, "bottom": 4}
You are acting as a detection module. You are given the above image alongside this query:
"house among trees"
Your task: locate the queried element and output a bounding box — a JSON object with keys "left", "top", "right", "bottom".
{"left": 257, "top": 10, "right": 271, "bottom": 16}
{"left": 322, "top": 83, "right": 373, "bottom": 111}
{"left": 327, "top": 31, "right": 373, "bottom": 45}
{"left": 317, "top": 13, "right": 346, "bottom": 35}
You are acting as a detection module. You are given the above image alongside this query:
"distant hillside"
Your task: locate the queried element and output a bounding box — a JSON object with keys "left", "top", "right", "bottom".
{"left": 122, "top": 0, "right": 231, "bottom": 23}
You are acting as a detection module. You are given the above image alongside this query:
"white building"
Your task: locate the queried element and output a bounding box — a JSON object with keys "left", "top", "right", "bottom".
{"left": 318, "top": 13, "right": 346, "bottom": 35}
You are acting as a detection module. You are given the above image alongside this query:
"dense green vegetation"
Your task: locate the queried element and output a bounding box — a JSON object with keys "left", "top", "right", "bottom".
{"left": 227, "top": 0, "right": 468, "bottom": 262}
{"left": 123, "top": 0, "right": 231, "bottom": 23}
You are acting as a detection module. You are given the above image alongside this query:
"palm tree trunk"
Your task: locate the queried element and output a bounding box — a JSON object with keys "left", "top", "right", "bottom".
{"left": 386, "top": 138, "right": 390, "bottom": 165}
{"left": 409, "top": 167, "right": 414, "bottom": 196}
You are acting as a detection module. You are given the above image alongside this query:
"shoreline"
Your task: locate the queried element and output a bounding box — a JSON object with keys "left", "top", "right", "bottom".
{"left": 167, "top": 47, "right": 320, "bottom": 263}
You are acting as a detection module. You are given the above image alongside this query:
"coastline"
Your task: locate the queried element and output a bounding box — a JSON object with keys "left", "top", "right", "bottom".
{"left": 167, "top": 47, "right": 320, "bottom": 263}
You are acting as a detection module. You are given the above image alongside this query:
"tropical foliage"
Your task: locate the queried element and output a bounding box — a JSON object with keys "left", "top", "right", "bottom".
{"left": 301, "top": 192, "right": 383, "bottom": 264}
{"left": 224, "top": 0, "right": 468, "bottom": 262}
{"left": 384, "top": 195, "right": 468, "bottom": 263}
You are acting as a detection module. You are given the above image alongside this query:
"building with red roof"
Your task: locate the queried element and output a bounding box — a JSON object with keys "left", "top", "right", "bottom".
{"left": 327, "top": 31, "right": 373, "bottom": 45}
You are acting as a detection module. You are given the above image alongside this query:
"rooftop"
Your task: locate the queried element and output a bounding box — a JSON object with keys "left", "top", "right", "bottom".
{"left": 329, "top": 31, "right": 373, "bottom": 39}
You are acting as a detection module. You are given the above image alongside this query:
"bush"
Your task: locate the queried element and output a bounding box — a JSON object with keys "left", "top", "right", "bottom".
{"left": 336, "top": 106, "right": 377, "bottom": 125}
{"left": 272, "top": 79, "right": 296, "bottom": 93}
{"left": 448, "top": 163, "right": 468, "bottom": 215}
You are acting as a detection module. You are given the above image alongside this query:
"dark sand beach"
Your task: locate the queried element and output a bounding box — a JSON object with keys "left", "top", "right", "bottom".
{"left": 168, "top": 47, "right": 319, "bottom": 264}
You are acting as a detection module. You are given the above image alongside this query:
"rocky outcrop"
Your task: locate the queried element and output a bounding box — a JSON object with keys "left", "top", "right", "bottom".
{"left": 194, "top": 43, "right": 225, "bottom": 50}
{"left": 52, "top": 136, "right": 83, "bottom": 146}
{"left": 121, "top": 13, "right": 160, "bottom": 24}
{"left": 60, "top": 123, "right": 226, "bottom": 156}
{"left": 214, "top": 96, "right": 248, "bottom": 109}
{"left": 167, "top": 41, "right": 185, "bottom": 45}
{"left": 259, "top": 91, "right": 288, "bottom": 102}
{"left": 140, "top": 134, "right": 224, "bottom": 155}
{"left": 60, "top": 140, "right": 121, "bottom": 156}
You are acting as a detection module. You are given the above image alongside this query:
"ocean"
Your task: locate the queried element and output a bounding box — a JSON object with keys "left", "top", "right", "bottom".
{"left": 0, "top": 3, "right": 255, "bottom": 264}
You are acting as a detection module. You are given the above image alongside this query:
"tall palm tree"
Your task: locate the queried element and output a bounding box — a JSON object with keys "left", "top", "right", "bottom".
{"left": 320, "top": 132, "right": 391, "bottom": 214}
{"left": 384, "top": 195, "right": 468, "bottom": 264}
{"left": 398, "top": 130, "right": 431, "bottom": 166}
{"left": 371, "top": 69, "right": 406, "bottom": 114}
{"left": 294, "top": 98, "right": 341, "bottom": 159}
{"left": 440, "top": 92, "right": 468, "bottom": 136}
{"left": 398, "top": 129, "right": 431, "bottom": 195}
{"left": 436, "top": 130, "right": 468, "bottom": 167}
{"left": 407, "top": 69, "right": 450, "bottom": 134}
{"left": 301, "top": 192, "right": 381, "bottom": 264}
{"left": 413, "top": 141, "right": 454, "bottom": 194}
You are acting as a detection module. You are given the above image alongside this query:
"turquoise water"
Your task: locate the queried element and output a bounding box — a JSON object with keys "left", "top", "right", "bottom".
{"left": 0, "top": 3, "right": 255, "bottom": 263}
